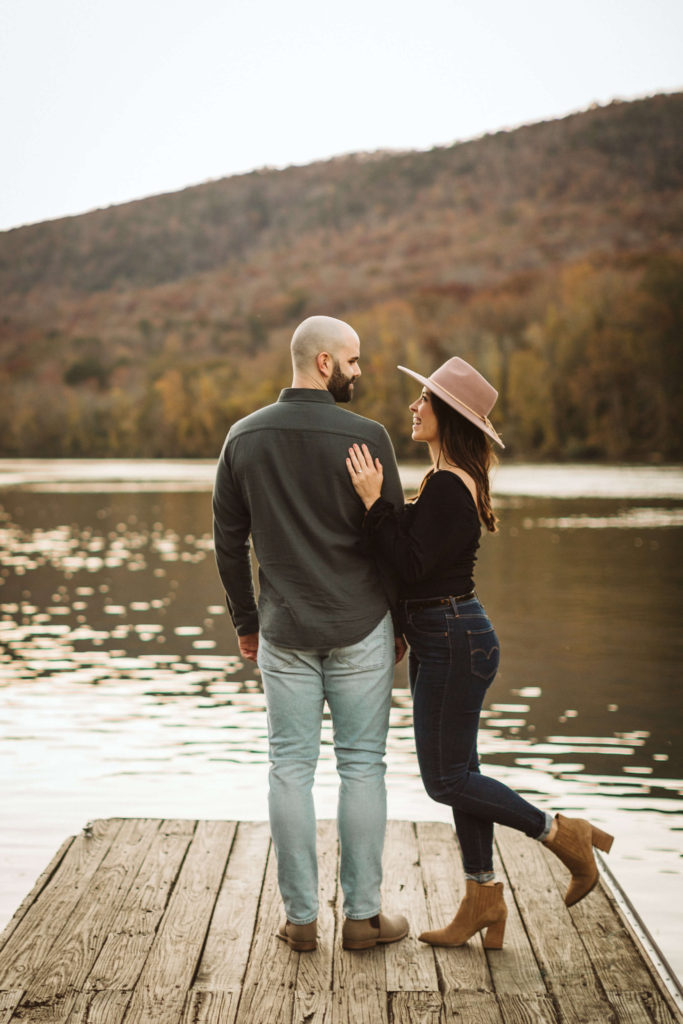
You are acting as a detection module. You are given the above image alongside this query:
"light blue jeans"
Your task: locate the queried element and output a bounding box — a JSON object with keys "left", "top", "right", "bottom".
{"left": 258, "top": 611, "right": 394, "bottom": 925}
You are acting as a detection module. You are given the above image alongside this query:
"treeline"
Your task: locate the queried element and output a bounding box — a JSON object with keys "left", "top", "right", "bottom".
{"left": 2, "top": 250, "right": 680, "bottom": 461}
{"left": 1, "top": 93, "right": 682, "bottom": 461}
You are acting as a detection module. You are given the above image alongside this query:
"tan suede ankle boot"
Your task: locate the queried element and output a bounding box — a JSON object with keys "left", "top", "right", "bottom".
{"left": 543, "top": 813, "right": 614, "bottom": 907}
{"left": 418, "top": 880, "right": 507, "bottom": 949}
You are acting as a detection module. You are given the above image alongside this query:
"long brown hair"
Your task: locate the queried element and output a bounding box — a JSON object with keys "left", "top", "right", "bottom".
{"left": 418, "top": 392, "right": 499, "bottom": 532}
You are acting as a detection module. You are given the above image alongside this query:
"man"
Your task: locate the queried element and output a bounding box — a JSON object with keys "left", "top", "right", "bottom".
{"left": 213, "top": 314, "right": 409, "bottom": 952}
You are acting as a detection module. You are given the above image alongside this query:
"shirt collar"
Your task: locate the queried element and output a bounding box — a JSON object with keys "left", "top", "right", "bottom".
{"left": 277, "top": 388, "right": 336, "bottom": 405}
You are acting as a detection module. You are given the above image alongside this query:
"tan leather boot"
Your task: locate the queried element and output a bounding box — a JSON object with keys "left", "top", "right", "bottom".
{"left": 543, "top": 813, "right": 614, "bottom": 907}
{"left": 342, "top": 912, "right": 409, "bottom": 950}
{"left": 419, "top": 880, "right": 507, "bottom": 949}
{"left": 276, "top": 919, "right": 317, "bottom": 952}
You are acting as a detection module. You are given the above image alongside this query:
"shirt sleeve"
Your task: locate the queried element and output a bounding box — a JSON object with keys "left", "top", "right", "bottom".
{"left": 363, "top": 472, "right": 477, "bottom": 584}
{"left": 212, "top": 439, "right": 259, "bottom": 636}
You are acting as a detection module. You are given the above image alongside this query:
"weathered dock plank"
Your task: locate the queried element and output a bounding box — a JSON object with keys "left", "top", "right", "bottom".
{"left": 0, "top": 837, "right": 74, "bottom": 953}
{"left": 21, "top": 818, "right": 159, "bottom": 1016}
{"left": 180, "top": 990, "right": 238, "bottom": 1024}
{"left": 232, "top": 838, "right": 299, "bottom": 1024}
{"left": 123, "top": 820, "right": 236, "bottom": 1024}
{"left": 0, "top": 991, "right": 23, "bottom": 1024}
{"left": 489, "top": 843, "right": 551, "bottom": 1004}
{"left": 85, "top": 819, "right": 195, "bottom": 993}
{"left": 0, "top": 818, "right": 124, "bottom": 993}
{"left": 65, "top": 989, "right": 132, "bottom": 1024}
{"left": 0, "top": 818, "right": 679, "bottom": 1024}
{"left": 382, "top": 820, "right": 439, "bottom": 995}
{"left": 192, "top": 818, "right": 270, "bottom": 994}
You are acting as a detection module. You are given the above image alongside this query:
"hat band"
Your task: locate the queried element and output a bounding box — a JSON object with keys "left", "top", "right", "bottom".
{"left": 434, "top": 381, "right": 494, "bottom": 430}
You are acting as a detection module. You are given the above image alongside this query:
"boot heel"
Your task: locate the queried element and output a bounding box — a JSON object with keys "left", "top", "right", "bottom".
{"left": 483, "top": 916, "right": 506, "bottom": 950}
{"left": 591, "top": 827, "right": 614, "bottom": 854}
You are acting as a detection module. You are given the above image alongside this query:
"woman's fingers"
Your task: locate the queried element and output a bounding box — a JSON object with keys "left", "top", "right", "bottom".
{"left": 349, "top": 443, "right": 372, "bottom": 467}
{"left": 348, "top": 443, "right": 383, "bottom": 478}
{"left": 360, "top": 443, "right": 373, "bottom": 466}
{"left": 347, "top": 444, "right": 364, "bottom": 470}
{"left": 347, "top": 445, "right": 363, "bottom": 472}
{"left": 346, "top": 443, "right": 383, "bottom": 509}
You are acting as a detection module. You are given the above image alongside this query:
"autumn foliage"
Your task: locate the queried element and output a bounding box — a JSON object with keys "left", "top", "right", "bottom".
{"left": 1, "top": 93, "right": 681, "bottom": 460}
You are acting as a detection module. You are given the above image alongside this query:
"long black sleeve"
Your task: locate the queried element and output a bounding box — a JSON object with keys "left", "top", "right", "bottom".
{"left": 212, "top": 442, "right": 259, "bottom": 636}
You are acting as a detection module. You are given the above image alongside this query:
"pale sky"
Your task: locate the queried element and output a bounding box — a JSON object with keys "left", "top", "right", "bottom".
{"left": 1, "top": 0, "right": 681, "bottom": 232}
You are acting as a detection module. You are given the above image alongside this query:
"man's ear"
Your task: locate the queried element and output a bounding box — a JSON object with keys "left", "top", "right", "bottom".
{"left": 316, "top": 351, "right": 332, "bottom": 379}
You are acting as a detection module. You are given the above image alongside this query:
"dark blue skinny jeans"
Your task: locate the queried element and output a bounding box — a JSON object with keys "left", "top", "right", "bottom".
{"left": 403, "top": 595, "right": 546, "bottom": 876}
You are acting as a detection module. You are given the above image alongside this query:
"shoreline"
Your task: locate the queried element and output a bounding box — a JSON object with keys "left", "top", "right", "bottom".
{"left": 0, "top": 458, "right": 682, "bottom": 499}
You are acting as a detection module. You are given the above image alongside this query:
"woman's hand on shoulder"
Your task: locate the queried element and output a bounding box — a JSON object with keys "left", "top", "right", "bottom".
{"left": 346, "top": 443, "right": 383, "bottom": 510}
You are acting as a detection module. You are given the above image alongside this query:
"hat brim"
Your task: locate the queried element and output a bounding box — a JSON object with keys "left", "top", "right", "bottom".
{"left": 398, "top": 365, "right": 505, "bottom": 448}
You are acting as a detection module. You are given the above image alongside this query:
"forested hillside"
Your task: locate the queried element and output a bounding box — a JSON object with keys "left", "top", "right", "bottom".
{"left": 1, "top": 92, "right": 682, "bottom": 460}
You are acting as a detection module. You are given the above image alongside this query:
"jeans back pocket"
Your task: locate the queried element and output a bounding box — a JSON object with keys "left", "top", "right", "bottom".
{"left": 466, "top": 626, "right": 500, "bottom": 682}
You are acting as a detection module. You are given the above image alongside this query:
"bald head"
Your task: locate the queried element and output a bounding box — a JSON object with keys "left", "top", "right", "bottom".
{"left": 291, "top": 315, "right": 358, "bottom": 372}
{"left": 290, "top": 315, "right": 361, "bottom": 399}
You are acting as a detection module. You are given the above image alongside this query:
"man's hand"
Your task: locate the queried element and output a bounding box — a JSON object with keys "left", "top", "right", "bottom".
{"left": 394, "top": 635, "right": 407, "bottom": 664}
{"left": 238, "top": 632, "right": 259, "bottom": 663}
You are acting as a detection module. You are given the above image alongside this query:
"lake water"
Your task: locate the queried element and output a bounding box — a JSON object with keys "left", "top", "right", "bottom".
{"left": 0, "top": 459, "right": 681, "bottom": 984}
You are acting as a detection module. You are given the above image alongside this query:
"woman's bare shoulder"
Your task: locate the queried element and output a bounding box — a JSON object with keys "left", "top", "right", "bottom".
{"left": 436, "top": 467, "right": 478, "bottom": 506}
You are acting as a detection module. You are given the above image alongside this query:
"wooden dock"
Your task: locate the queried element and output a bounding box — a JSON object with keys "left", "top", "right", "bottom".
{"left": 0, "top": 818, "right": 680, "bottom": 1023}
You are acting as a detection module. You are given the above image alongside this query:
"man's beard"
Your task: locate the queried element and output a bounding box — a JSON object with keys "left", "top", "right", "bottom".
{"left": 327, "top": 360, "right": 355, "bottom": 403}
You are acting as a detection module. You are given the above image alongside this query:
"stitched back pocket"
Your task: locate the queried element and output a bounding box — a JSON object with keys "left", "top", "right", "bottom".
{"left": 466, "top": 626, "right": 500, "bottom": 682}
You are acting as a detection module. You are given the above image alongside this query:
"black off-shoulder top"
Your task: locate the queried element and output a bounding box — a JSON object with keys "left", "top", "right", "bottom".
{"left": 363, "top": 470, "right": 481, "bottom": 600}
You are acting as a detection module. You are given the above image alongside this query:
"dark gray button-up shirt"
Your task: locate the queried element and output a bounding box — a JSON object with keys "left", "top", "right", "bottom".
{"left": 213, "top": 388, "right": 405, "bottom": 651}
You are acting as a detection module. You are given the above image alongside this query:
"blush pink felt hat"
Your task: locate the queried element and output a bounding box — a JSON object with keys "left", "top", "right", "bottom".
{"left": 398, "top": 357, "right": 504, "bottom": 448}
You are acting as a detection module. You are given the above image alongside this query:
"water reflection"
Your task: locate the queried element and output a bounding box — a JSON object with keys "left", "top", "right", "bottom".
{"left": 1, "top": 486, "right": 681, "bottom": 790}
{"left": 0, "top": 471, "right": 682, "bottom": 978}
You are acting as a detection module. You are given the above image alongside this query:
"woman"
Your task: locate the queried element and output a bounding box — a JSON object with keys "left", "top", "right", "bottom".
{"left": 346, "top": 356, "right": 613, "bottom": 949}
